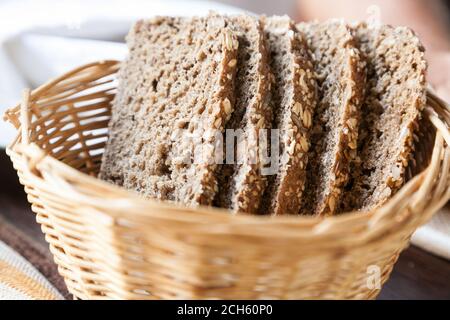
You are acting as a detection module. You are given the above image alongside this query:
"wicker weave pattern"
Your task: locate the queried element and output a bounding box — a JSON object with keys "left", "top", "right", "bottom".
{"left": 3, "top": 60, "right": 450, "bottom": 300}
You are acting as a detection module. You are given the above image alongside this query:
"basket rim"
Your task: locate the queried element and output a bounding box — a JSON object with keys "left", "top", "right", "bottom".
{"left": 3, "top": 60, "right": 450, "bottom": 246}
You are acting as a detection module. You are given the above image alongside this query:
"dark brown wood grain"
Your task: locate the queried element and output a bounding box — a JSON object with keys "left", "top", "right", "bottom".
{"left": 0, "top": 149, "right": 449, "bottom": 300}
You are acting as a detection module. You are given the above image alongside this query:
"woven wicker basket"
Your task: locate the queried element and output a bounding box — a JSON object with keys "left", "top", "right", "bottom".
{"left": 3, "top": 60, "right": 450, "bottom": 300}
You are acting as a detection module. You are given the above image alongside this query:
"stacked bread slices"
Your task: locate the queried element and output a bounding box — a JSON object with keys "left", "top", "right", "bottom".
{"left": 99, "top": 14, "right": 427, "bottom": 216}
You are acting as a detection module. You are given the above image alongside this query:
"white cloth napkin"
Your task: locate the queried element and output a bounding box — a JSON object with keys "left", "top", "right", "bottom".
{"left": 0, "top": 0, "right": 448, "bottom": 261}
{"left": 411, "top": 207, "right": 450, "bottom": 260}
{"left": 0, "top": 240, "right": 63, "bottom": 300}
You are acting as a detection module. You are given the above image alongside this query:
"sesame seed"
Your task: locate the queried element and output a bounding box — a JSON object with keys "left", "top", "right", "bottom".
{"left": 299, "top": 161, "right": 304, "bottom": 170}
{"left": 328, "top": 196, "right": 336, "bottom": 212}
{"left": 197, "top": 50, "right": 206, "bottom": 61}
{"left": 303, "top": 110, "right": 312, "bottom": 128}
{"left": 288, "top": 141, "right": 296, "bottom": 155}
{"left": 300, "top": 136, "right": 309, "bottom": 152}
{"left": 257, "top": 117, "right": 265, "bottom": 129}
{"left": 224, "top": 32, "right": 233, "bottom": 51}
{"left": 233, "top": 39, "right": 239, "bottom": 50}
{"left": 222, "top": 98, "right": 232, "bottom": 114}
{"left": 347, "top": 118, "right": 357, "bottom": 130}
{"left": 228, "top": 59, "right": 237, "bottom": 68}
{"left": 348, "top": 141, "right": 357, "bottom": 150}
{"left": 293, "top": 102, "right": 302, "bottom": 116}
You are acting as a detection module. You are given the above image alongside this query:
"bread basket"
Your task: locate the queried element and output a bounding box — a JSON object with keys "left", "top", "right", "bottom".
{"left": 3, "top": 60, "right": 450, "bottom": 300}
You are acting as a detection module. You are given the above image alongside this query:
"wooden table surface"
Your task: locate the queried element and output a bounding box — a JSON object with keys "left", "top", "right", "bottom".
{"left": 0, "top": 150, "right": 449, "bottom": 300}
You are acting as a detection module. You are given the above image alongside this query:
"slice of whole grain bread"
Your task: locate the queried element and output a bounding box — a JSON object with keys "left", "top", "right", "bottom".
{"left": 215, "top": 15, "right": 272, "bottom": 214}
{"left": 297, "top": 21, "right": 366, "bottom": 216}
{"left": 340, "top": 23, "right": 427, "bottom": 212}
{"left": 99, "top": 15, "right": 238, "bottom": 207}
{"left": 260, "top": 16, "right": 317, "bottom": 215}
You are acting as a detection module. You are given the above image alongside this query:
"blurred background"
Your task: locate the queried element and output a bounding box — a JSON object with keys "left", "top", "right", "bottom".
{"left": 0, "top": 0, "right": 449, "bottom": 300}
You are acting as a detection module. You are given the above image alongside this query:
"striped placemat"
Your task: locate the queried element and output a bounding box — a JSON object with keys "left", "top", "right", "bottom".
{"left": 0, "top": 214, "right": 70, "bottom": 299}
{"left": 0, "top": 240, "right": 63, "bottom": 300}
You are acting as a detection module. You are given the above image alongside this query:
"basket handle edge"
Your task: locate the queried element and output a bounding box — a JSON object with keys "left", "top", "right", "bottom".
{"left": 20, "top": 89, "right": 31, "bottom": 145}
{"left": 2, "top": 60, "right": 120, "bottom": 133}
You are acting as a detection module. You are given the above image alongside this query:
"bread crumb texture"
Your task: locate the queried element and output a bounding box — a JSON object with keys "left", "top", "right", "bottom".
{"left": 99, "top": 15, "right": 238, "bottom": 207}
{"left": 340, "top": 23, "right": 427, "bottom": 212}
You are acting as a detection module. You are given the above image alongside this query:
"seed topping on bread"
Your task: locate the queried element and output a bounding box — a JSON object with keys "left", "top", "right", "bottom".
{"left": 340, "top": 23, "right": 427, "bottom": 212}
{"left": 260, "top": 16, "right": 318, "bottom": 215}
{"left": 297, "top": 21, "right": 366, "bottom": 216}
{"left": 215, "top": 15, "right": 272, "bottom": 214}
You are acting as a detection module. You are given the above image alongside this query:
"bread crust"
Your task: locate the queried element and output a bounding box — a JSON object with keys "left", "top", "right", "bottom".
{"left": 260, "top": 16, "right": 318, "bottom": 215}
{"left": 340, "top": 23, "right": 427, "bottom": 212}
{"left": 215, "top": 15, "right": 272, "bottom": 214}
{"left": 297, "top": 21, "right": 366, "bottom": 216}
